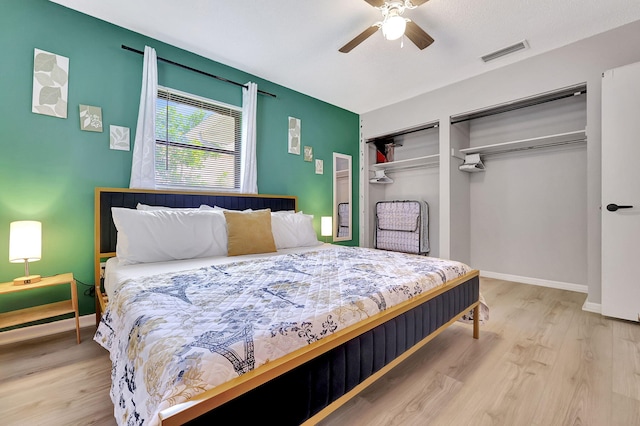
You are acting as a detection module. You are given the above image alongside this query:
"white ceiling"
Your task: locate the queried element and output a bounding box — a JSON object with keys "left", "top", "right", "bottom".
{"left": 51, "top": 0, "right": 640, "bottom": 114}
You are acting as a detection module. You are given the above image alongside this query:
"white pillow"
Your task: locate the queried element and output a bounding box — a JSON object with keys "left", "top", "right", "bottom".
{"left": 271, "top": 211, "right": 321, "bottom": 249}
{"left": 199, "top": 205, "right": 253, "bottom": 212}
{"left": 112, "top": 208, "right": 228, "bottom": 265}
{"left": 136, "top": 203, "right": 199, "bottom": 211}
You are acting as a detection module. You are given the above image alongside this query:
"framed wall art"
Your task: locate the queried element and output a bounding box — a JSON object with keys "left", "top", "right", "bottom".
{"left": 110, "top": 125, "right": 130, "bottom": 151}
{"left": 32, "top": 48, "right": 69, "bottom": 118}
{"left": 304, "top": 145, "right": 313, "bottom": 162}
{"left": 288, "top": 116, "right": 300, "bottom": 155}
{"left": 79, "top": 105, "right": 103, "bottom": 132}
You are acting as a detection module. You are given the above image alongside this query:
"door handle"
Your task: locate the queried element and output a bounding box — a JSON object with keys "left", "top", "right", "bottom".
{"left": 606, "top": 203, "right": 634, "bottom": 212}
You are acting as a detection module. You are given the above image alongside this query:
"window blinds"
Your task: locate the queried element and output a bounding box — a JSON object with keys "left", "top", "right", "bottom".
{"left": 155, "top": 87, "right": 242, "bottom": 191}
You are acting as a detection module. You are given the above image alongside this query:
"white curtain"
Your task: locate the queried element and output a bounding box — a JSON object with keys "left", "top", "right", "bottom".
{"left": 240, "top": 81, "right": 258, "bottom": 193}
{"left": 129, "top": 46, "right": 158, "bottom": 189}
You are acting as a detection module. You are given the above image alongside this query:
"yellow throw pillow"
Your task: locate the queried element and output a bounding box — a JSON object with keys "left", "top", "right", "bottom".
{"left": 224, "top": 209, "right": 277, "bottom": 256}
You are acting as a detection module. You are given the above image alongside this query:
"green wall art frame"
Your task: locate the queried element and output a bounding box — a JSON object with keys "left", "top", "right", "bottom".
{"left": 32, "top": 48, "right": 68, "bottom": 118}
{"left": 79, "top": 104, "right": 103, "bottom": 132}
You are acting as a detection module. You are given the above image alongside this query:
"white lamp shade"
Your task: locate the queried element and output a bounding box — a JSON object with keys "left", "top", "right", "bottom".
{"left": 9, "top": 221, "right": 42, "bottom": 263}
{"left": 321, "top": 216, "right": 333, "bottom": 237}
{"left": 382, "top": 15, "right": 406, "bottom": 40}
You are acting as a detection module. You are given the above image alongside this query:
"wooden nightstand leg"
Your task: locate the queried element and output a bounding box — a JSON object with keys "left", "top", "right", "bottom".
{"left": 71, "top": 279, "right": 81, "bottom": 344}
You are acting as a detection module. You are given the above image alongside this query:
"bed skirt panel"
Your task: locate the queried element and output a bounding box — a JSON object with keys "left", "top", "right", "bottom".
{"left": 186, "top": 275, "right": 479, "bottom": 425}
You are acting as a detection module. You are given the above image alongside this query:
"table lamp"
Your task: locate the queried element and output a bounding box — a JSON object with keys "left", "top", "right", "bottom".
{"left": 9, "top": 220, "right": 42, "bottom": 285}
{"left": 321, "top": 216, "right": 333, "bottom": 243}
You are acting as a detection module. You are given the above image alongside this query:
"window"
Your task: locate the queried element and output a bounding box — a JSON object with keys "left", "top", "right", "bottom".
{"left": 155, "top": 86, "right": 242, "bottom": 191}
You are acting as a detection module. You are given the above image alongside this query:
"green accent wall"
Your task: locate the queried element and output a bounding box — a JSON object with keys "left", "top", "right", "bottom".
{"left": 0, "top": 0, "right": 359, "bottom": 322}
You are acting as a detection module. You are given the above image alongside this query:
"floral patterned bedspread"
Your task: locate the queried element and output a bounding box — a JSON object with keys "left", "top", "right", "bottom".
{"left": 95, "top": 246, "right": 472, "bottom": 426}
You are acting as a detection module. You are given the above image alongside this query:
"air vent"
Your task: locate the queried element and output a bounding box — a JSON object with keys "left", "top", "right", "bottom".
{"left": 481, "top": 40, "right": 529, "bottom": 63}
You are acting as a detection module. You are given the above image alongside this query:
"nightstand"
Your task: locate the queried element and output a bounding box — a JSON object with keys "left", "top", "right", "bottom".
{"left": 0, "top": 273, "right": 80, "bottom": 343}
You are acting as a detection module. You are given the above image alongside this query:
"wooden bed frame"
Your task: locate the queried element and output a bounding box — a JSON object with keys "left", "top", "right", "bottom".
{"left": 94, "top": 187, "right": 480, "bottom": 426}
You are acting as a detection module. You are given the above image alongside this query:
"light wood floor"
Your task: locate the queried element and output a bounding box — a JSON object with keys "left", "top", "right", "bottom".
{"left": 1, "top": 278, "right": 639, "bottom": 425}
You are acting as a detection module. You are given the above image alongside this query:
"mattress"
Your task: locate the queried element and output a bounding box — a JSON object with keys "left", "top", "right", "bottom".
{"left": 103, "top": 244, "right": 332, "bottom": 299}
{"left": 95, "top": 246, "right": 472, "bottom": 426}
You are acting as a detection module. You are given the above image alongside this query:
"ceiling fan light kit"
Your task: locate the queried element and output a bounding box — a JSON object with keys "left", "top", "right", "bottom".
{"left": 339, "top": 0, "right": 434, "bottom": 53}
{"left": 381, "top": 8, "right": 407, "bottom": 40}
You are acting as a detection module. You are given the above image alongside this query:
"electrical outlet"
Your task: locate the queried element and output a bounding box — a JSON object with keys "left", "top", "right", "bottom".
{"left": 100, "top": 262, "right": 106, "bottom": 279}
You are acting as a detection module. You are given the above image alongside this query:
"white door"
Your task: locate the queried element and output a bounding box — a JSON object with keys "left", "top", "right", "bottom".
{"left": 602, "top": 62, "right": 640, "bottom": 321}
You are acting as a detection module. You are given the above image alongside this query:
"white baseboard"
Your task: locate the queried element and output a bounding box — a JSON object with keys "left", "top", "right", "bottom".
{"left": 480, "top": 270, "right": 588, "bottom": 294}
{"left": 581, "top": 300, "right": 602, "bottom": 314}
{"left": 0, "top": 314, "right": 95, "bottom": 346}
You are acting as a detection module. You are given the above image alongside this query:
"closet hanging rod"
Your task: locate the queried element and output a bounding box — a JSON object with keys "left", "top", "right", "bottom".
{"left": 365, "top": 122, "right": 439, "bottom": 144}
{"left": 121, "top": 45, "right": 277, "bottom": 98}
{"left": 450, "top": 83, "right": 587, "bottom": 124}
{"left": 477, "top": 138, "right": 586, "bottom": 158}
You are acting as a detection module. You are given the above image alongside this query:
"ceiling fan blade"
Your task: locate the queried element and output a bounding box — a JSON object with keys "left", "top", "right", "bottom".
{"left": 405, "top": 21, "right": 434, "bottom": 50}
{"left": 363, "top": 0, "right": 385, "bottom": 7}
{"left": 339, "top": 25, "right": 380, "bottom": 53}
{"left": 408, "top": 0, "right": 430, "bottom": 6}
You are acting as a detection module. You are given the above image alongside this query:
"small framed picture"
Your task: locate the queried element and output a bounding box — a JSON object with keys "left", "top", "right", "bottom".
{"left": 315, "top": 159, "right": 323, "bottom": 174}
{"left": 110, "top": 125, "right": 130, "bottom": 151}
{"left": 79, "top": 105, "right": 103, "bottom": 132}
{"left": 304, "top": 146, "right": 313, "bottom": 162}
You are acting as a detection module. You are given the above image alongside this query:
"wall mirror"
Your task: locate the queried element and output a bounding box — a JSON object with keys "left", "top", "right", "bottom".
{"left": 333, "top": 152, "right": 352, "bottom": 242}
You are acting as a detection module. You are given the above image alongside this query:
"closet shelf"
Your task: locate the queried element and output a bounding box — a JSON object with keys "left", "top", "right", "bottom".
{"left": 458, "top": 129, "right": 586, "bottom": 156}
{"left": 371, "top": 154, "right": 439, "bottom": 171}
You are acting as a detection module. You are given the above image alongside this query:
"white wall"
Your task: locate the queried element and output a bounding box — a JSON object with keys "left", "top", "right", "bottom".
{"left": 449, "top": 121, "right": 470, "bottom": 264}
{"left": 466, "top": 94, "right": 587, "bottom": 285}
{"left": 360, "top": 20, "right": 640, "bottom": 304}
{"left": 469, "top": 146, "right": 587, "bottom": 284}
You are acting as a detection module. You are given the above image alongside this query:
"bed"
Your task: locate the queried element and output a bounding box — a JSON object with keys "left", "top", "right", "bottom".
{"left": 93, "top": 187, "right": 482, "bottom": 426}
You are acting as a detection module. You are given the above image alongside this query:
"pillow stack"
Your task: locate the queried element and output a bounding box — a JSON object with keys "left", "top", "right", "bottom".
{"left": 111, "top": 204, "right": 321, "bottom": 265}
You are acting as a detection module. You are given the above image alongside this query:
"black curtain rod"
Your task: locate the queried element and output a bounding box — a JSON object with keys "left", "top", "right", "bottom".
{"left": 121, "top": 45, "right": 276, "bottom": 98}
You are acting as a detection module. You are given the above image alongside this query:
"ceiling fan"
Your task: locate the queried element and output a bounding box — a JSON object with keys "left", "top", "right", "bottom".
{"left": 339, "top": 0, "right": 434, "bottom": 53}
